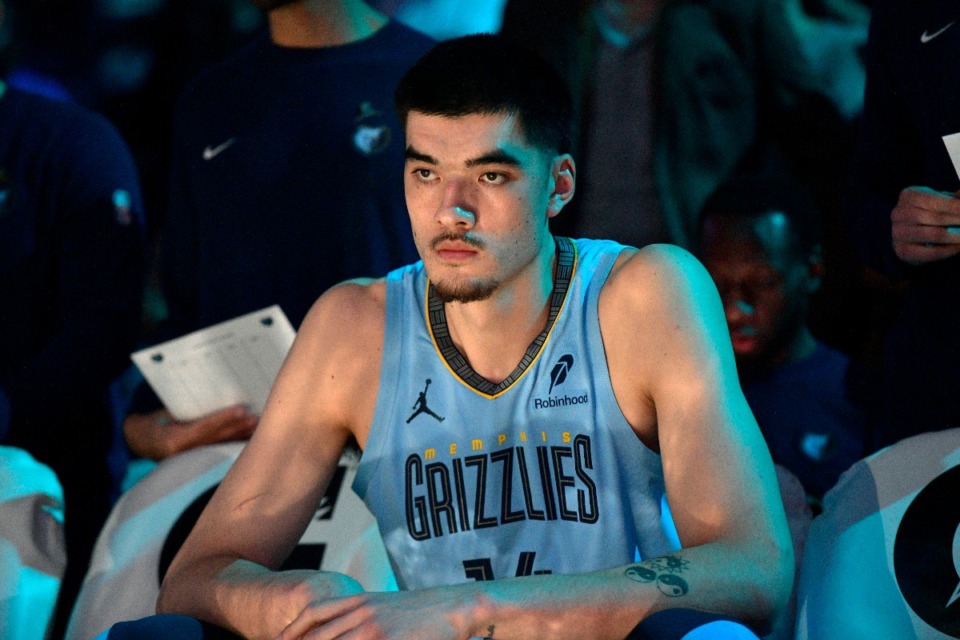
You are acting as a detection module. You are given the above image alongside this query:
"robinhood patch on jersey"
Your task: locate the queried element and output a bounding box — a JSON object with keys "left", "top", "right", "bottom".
{"left": 534, "top": 353, "right": 591, "bottom": 410}
{"left": 549, "top": 354, "right": 574, "bottom": 393}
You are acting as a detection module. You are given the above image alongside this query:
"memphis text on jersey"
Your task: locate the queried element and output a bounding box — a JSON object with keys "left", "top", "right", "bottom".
{"left": 404, "top": 430, "right": 599, "bottom": 541}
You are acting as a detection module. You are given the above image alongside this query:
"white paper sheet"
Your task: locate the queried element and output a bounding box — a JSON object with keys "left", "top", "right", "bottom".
{"left": 943, "top": 131, "right": 960, "bottom": 182}
{"left": 131, "top": 305, "right": 296, "bottom": 422}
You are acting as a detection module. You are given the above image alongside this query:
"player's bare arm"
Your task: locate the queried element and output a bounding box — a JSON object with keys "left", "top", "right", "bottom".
{"left": 157, "top": 279, "right": 387, "bottom": 638}
{"left": 600, "top": 244, "right": 794, "bottom": 630}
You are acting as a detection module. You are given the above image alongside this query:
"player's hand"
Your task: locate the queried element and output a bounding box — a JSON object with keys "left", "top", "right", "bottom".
{"left": 891, "top": 186, "right": 960, "bottom": 265}
{"left": 123, "top": 405, "right": 258, "bottom": 460}
{"left": 276, "top": 588, "right": 474, "bottom": 640}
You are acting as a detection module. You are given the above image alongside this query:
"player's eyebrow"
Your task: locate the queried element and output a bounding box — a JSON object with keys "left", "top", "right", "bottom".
{"left": 465, "top": 149, "right": 522, "bottom": 168}
{"left": 404, "top": 146, "right": 522, "bottom": 169}
{"left": 405, "top": 146, "right": 436, "bottom": 164}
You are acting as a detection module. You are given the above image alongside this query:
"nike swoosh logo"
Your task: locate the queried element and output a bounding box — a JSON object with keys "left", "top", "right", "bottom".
{"left": 921, "top": 21, "right": 955, "bottom": 43}
{"left": 203, "top": 137, "right": 236, "bottom": 160}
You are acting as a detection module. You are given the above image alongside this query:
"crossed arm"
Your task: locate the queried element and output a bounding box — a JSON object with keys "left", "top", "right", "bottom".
{"left": 158, "top": 248, "right": 793, "bottom": 639}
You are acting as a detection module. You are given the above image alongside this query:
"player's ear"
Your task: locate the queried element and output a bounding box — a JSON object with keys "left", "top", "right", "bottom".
{"left": 547, "top": 154, "right": 575, "bottom": 219}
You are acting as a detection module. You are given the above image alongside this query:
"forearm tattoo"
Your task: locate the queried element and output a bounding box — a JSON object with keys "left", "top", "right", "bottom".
{"left": 624, "top": 553, "right": 690, "bottom": 598}
{"left": 483, "top": 624, "right": 496, "bottom": 639}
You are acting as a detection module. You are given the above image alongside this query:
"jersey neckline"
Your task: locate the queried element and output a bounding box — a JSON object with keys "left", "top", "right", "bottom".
{"left": 426, "top": 236, "right": 577, "bottom": 398}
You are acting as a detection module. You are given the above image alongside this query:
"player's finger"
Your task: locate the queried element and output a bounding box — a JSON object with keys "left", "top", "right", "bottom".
{"left": 278, "top": 594, "right": 370, "bottom": 640}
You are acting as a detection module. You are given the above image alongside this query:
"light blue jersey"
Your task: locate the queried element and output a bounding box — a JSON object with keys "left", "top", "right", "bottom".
{"left": 353, "top": 237, "right": 677, "bottom": 590}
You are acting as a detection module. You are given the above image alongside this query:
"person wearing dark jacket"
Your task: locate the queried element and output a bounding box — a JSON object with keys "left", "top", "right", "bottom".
{"left": 0, "top": 57, "right": 146, "bottom": 635}
{"left": 844, "top": 0, "right": 960, "bottom": 448}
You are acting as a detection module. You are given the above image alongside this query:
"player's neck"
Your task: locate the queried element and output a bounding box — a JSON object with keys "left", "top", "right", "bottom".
{"left": 267, "top": 0, "right": 388, "bottom": 48}
{"left": 444, "top": 244, "right": 557, "bottom": 383}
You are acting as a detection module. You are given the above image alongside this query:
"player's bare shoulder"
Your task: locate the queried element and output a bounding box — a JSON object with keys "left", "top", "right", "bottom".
{"left": 601, "top": 243, "right": 715, "bottom": 314}
{"left": 294, "top": 277, "right": 388, "bottom": 392}
{"left": 299, "top": 277, "right": 387, "bottom": 350}
{"left": 598, "top": 243, "right": 728, "bottom": 444}
{"left": 273, "top": 278, "right": 388, "bottom": 443}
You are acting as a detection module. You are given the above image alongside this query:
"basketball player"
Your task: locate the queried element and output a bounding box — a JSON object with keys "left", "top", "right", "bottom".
{"left": 146, "top": 35, "right": 792, "bottom": 640}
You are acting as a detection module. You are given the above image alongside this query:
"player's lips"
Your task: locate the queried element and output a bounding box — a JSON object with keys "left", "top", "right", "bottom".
{"left": 434, "top": 239, "right": 480, "bottom": 261}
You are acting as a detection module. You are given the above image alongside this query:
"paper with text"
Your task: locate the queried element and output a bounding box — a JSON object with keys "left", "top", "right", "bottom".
{"left": 131, "top": 305, "right": 296, "bottom": 421}
{"left": 943, "top": 132, "right": 960, "bottom": 182}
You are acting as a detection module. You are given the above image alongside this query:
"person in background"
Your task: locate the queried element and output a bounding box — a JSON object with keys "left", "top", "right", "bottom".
{"left": 122, "top": 0, "right": 434, "bottom": 462}
{"left": 500, "top": 0, "right": 869, "bottom": 251}
{"left": 0, "top": 0, "right": 146, "bottom": 632}
{"left": 844, "top": 0, "right": 960, "bottom": 449}
{"left": 697, "top": 174, "right": 868, "bottom": 507}
{"left": 500, "top": 0, "right": 887, "bottom": 373}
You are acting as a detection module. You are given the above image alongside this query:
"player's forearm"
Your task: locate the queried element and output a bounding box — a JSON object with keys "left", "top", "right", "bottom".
{"left": 463, "top": 541, "right": 792, "bottom": 640}
{"left": 157, "top": 557, "right": 294, "bottom": 638}
{"left": 458, "top": 572, "right": 647, "bottom": 640}
{"left": 158, "top": 557, "right": 358, "bottom": 639}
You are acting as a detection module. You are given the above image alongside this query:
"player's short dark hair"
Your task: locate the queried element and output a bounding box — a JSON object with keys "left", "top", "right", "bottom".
{"left": 697, "top": 173, "right": 822, "bottom": 258}
{"left": 395, "top": 33, "right": 574, "bottom": 155}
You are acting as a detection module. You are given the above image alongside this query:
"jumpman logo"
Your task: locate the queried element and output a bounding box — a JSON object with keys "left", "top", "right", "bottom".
{"left": 407, "top": 378, "right": 445, "bottom": 424}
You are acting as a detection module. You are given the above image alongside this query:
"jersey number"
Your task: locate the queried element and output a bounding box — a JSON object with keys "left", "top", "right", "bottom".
{"left": 463, "top": 551, "right": 553, "bottom": 581}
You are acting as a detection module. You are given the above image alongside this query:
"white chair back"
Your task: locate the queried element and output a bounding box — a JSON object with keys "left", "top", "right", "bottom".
{"left": 0, "top": 446, "right": 66, "bottom": 640}
{"left": 66, "top": 442, "right": 394, "bottom": 640}
{"left": 795, "top": 428, "right": 960, "bottom": 640}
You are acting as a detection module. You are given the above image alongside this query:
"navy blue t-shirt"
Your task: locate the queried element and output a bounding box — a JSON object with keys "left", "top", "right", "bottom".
{"left": 844, "top": 0, "right": 960, "bottom": 444}
{"left": 0, "top": 81, "right": 145, "bottom": 494}
{"left": 161, "top": 21, "right": 434, "bottom": 336}
{"left": 742, "top": 342, "right": 868, "bottom": 500}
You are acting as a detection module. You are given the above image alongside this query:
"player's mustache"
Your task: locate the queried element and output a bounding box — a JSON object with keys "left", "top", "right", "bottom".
{"left": 430, "top": 233, "right": 485, "bottom": 251}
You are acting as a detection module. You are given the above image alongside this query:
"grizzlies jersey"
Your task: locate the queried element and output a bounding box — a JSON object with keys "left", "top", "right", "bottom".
{"left": 353, "top": 237, "right": 677, "bottom": 590}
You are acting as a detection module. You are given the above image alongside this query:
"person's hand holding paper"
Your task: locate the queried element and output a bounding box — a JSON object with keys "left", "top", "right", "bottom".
{"left": 888, "top": 133, "right": 960, "bottom": 266}
{"left": 125, "top": 306, "right": 295, "bottom": 460}
{"left": 123, "top": 405, "right": 258, "bottom": 461}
